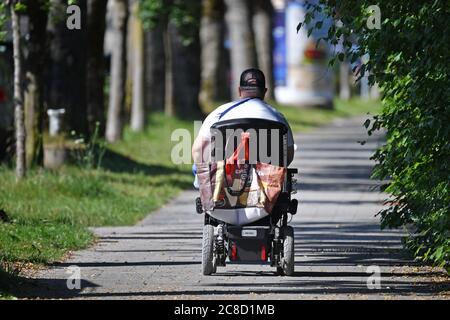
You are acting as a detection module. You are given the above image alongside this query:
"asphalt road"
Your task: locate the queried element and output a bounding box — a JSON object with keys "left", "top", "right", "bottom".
{"left": 23, "top": 116, "right": 450, "bottom": 299}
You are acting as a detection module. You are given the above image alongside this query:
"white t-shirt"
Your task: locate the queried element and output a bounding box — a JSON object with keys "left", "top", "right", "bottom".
{"left": 198, "top": 98, "right": 294, "bottom": 147}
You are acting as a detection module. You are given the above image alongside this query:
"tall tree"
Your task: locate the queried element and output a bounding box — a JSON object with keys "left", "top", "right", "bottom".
{"left": 199, "top": 0, "right": 225, "bottom": 109}
{"left": 8, "top": 0, "right": 25, "bottom": 179}
{"left": 162, "top": 0, "right": 202, "bottom": 118}
{"left": 224, "top": 0, "right": 256, "bottom": 100}
{"left": 86, "top": 0, "right": 108, "bottom": 136}
{"left": 169, "top": 20, "right": 202, "bottom": 119}
{"left": 163, "top": 20, "right": 174, "bottom": 116}
{"left": 143, "top": 20, "right": 165, "bottom": 112}
{"left": 252, "top": 0, "right": 274, "bottom": 100}
{"left": 106, "top": 0, "right": 128, "bottom": 142}
{"left": 23, "top": 0, "right": 48, "bottom": 167}
{"left": 47, "top": 0, "right": 88, "bottom": 137}
{"left": 171, "top": 0, "right": 202, "bottom": 118}
{"left": 140, "top": 0, "right": 202, "bottom": 117}
{"left": 129, "top": 0, "right": 145, "bottom": 131}
{"left": 141, "top": 0, "right": 168, "bottom": 112}
{"left": 339, "top": 61, "right": 351, "bottom": 100}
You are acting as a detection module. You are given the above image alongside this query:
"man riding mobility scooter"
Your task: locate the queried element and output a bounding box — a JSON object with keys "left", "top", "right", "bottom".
{"left": 195, "top": 118, "right": 298, "bottom": 276}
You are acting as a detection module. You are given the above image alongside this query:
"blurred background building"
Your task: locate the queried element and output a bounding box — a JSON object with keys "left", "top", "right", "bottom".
{"left": 273, "top": 0, "right": 334, "bottom": 108}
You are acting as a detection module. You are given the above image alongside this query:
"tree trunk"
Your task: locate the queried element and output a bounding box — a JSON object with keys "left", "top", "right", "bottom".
{"left": 252, "top": 0, "right": 274, "bottom": 100}
{"left": 86, "top": 0, "right": 108, "bottom": 136}
{"left": 144, "top": 20, "right": 165, "bottom": 112}
{"left": 129, "top": 0, "right": 145, "bottom": 131}
{"left": 224, "top": 0, "right": 256, "bottom": 100}
{"left": 370, "top": 83, "right": 380, "bottom": 99}
{"left": 24, "top": 71, "right": 40, "bottom": 168}
{"left": 47, "top": 0, "right": 88, "bottom": 137}
{"left": 360, "top": 72, "right": 370, "bottom": 100}
{"left": 11, "top": 3, "right": 25, "bottom": 179}
{"left": 339, "top": 61, "right": 351, "bottom": 100}
{"left": 199, "top": 0, "right": 225, "bottom": 109}
{"left": 106, "top": 0, "right": 128, "bottom": 143}
{"left": 163, "top": 22, "right": 174, "bottom": 116}
{"left": 169, "top": 23, "right": 202, "bottom": 119}
{"left": 23, "top": 1, "right": 48, "bottom": 168}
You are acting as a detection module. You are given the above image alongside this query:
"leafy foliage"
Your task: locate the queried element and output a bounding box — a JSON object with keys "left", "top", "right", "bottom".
{"left": 0, "top": 0, "right": 68, "bottom": 40}
{"left": 0, "top": 3, "right": 7, "bottom": 40}
{"left": 299, "top": 0, "right": 450, "bottom": 270}
{"left": 140, "top": 0, "right": 201, "bottom": 45}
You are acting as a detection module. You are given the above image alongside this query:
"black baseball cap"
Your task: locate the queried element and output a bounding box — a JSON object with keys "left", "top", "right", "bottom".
{"left": 239, "top": 68, "right": 266, "bottom": 90}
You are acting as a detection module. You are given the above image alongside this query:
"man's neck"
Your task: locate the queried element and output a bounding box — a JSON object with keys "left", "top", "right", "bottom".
{"left": 240, "top": 95, "right": 262, "bottom": 100}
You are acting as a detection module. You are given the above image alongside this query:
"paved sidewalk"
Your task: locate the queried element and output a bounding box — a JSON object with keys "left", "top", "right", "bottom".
{"left": 23, "top": 116, "right": 449, "bottom": 299}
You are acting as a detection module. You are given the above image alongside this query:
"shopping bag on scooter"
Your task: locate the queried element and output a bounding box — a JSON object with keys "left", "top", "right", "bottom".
{"left": 197, "top": 132, "right": 286, "bottom": 214}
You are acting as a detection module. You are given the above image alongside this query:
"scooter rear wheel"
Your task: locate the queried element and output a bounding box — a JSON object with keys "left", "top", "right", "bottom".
{"left": 202, "top": 224, "right": 215, "bottom": 275}
{"left": 276, "top": 226, "right": 295, "bottom": 276}
{"left": 281, "top": 226, "right": 295, "bottom": 276}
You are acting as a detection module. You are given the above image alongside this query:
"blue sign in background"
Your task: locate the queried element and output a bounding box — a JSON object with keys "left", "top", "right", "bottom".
{"left": 273, "top": 9, "right": 286, "bottom": 87}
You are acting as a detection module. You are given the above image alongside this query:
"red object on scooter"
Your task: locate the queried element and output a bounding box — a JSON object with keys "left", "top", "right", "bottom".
{"left": 261, "top": 245, "right": 267, "bottom": 261}
{"left": 230, "top": 242, "right": 238, "bottom": 261}
{"left": 225, "top": 132, "right": 250, "bottom": 183}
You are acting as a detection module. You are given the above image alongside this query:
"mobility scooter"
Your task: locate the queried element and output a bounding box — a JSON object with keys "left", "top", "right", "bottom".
{"left": 195, "top": 118, "right": 298, "bottom": 276}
